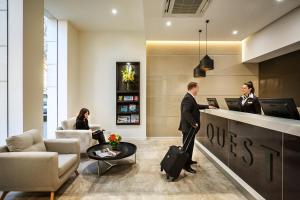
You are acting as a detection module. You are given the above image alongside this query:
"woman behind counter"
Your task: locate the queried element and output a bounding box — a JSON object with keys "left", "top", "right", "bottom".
{"left": 239, "top": 81, "right": 261, "bottom": 114}
{"left": 76, "top": 108, "right": 106, "bottom": 144}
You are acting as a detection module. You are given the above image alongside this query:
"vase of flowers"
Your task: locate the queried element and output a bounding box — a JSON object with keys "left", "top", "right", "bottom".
{"left": 108, "top": 133, "right": 122, "bottom": 150}
{"left": 121, "top": 64, "right": 135, "bottom": 91}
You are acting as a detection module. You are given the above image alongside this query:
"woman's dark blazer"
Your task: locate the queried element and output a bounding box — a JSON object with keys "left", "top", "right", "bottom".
{"left": 239, "top": 94, "right": 262, "bottom": 114}
{"left": 75, "top": 118, "right": 90, "bottom": 130}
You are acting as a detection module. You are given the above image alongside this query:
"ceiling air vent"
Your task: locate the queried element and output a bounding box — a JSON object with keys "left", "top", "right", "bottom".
{"left": 163, "top": 0, "right": 211, "bottom": 17}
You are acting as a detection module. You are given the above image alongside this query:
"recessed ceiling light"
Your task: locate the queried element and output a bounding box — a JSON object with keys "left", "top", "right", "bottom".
{"left": 232, "top": 30, "right": 238, "bottom": 35}
{"left": 276, "top": 0, "right": 284, "bottom": 2}
{"left": 166, "top": 21, "right": 172, "bottom": 27}
{"left": 112, "top": 9, "right": 118, "bottom": 15}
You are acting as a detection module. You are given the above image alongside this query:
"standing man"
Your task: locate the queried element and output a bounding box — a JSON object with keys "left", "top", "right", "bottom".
{"left": 179, "top": 82, "right": 214, "bottom": 173}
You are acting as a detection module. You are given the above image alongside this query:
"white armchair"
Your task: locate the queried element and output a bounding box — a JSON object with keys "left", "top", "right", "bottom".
{"left": 0, "top": 129, "right": 80, "bottom": 200}
{"left": 55, "top": 117, "right": 101, "bottom": 153}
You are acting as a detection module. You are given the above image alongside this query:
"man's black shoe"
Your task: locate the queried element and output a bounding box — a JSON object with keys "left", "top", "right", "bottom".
{"left": 184, "top": 167, "right": 196, "bottom": 173}
{"left": 190, "top": 160, "right": 197, "bottom": 165}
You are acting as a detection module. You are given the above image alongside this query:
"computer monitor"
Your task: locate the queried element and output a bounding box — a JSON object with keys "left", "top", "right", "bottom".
{"left": 259, "top": 98, "right": 300, "bottom": 120}
{"left": 207, "top": 98, "right": 219, "bottom": 108}
{"left": 225, "top": 98, "right": 241, "bottom": 111}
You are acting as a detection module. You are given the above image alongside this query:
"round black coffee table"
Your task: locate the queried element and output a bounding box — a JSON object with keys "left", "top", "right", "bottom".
{"left": 86, "top": 142, "right": 137, "bottom": 176}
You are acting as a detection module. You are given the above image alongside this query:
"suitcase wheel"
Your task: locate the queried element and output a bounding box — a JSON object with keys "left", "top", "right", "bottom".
{"left": 160, "top": 166, "right": 163, "bottom": 172}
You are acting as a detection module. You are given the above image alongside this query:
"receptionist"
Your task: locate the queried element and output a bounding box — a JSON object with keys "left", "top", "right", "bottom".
{"left": 239, "top": 81, "right": 261, "bottom": 114}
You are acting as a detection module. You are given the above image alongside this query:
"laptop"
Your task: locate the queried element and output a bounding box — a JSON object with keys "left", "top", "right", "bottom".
{"left": 206, "top": 98, "right": 220, "bottom": 108}
{"left": 225, "top": 98, "right": 241, "bottom": 111}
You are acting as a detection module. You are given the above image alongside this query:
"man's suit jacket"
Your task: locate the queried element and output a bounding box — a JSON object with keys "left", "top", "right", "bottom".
{"left": 178, "top": 93, "right": 209, "bottom": 133}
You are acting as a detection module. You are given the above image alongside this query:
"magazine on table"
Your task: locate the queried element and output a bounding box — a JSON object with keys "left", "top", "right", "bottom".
{"left": 94, "top": 148, "right": 120, "bottom": 158}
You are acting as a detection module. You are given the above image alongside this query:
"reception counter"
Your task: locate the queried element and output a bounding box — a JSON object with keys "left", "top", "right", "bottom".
{"left": 196, "top": 109, "right": 300, "bottom": 200}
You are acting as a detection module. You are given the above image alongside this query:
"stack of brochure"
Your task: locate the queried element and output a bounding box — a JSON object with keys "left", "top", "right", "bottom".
{"left": 94, "top": 148, "right": 120, "bottom": 158}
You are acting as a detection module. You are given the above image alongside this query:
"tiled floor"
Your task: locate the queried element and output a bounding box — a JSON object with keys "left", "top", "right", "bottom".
{"left": 2, "top": 138, "right": 248, "bottom": 200}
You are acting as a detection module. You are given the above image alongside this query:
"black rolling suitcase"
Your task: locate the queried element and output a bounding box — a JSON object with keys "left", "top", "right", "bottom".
{"left": 160, "top": 127, "right": 197, "bottom": 181}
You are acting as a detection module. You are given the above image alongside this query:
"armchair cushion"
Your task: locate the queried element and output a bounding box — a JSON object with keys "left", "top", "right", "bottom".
{"left": 6, "top": 129, "right": 46, "bottom": 152}
{"left": 61, "top": 117, "right": 76, "bottom": 130}
{"left": 58, "top": 154, "right": 78, "bottom": 177}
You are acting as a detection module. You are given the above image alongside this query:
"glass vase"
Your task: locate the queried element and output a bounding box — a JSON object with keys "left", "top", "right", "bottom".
{"left": 126, "top": 82, "right": 130, "bottom": 91}
{"left": 110, "top": 142, "right": 118, "bottom": 150}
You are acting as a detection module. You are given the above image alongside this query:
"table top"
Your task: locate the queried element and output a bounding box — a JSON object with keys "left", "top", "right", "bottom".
{"left": 201, "top": 109, "right": 300, "bottom": 137}
{"left": 86, "top": 142, "right": 137, "bottom": 161}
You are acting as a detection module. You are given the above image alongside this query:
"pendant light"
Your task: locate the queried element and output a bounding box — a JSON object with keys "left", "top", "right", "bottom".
{"left": 200, "top": 20, "right": 214, "bottom": 71}
{"left": 194, "top": 29, "right": 206, "bottom": 77}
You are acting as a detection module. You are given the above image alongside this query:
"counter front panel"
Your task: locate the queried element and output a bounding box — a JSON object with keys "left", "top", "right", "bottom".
{"left": 198, "top": 111, "right": 300, "bottom": 200}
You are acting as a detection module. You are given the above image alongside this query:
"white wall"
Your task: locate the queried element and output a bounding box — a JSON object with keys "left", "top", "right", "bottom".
{"left": 79, "top": 31, "right": 146, "bottom": 139}
{"left": 242, "top": 7, "right": 300, "bottom": 63}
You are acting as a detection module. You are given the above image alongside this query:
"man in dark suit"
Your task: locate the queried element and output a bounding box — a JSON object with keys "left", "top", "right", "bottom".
{"left": 179, "top": 82, "right": 215, "bottom": 173}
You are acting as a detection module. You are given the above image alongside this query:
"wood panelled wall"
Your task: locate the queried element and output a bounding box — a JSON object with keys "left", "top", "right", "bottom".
{"left": 146, "top": 42, "right": 258, "bottom": 137}
{"left": 259, "top": 50, "right": 300, "bottom": 106}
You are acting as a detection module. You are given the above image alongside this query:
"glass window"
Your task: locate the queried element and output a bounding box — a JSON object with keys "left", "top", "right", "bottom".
{"left": 0, "top": 0, "right": 8, "bottom": 145}
{"left": 43, "top": 14, "right": 58, "bottom": 138}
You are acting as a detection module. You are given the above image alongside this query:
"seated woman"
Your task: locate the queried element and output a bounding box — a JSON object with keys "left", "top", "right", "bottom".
{"left": 75, "top": 108, "right": 106, "bottom": 144}
{"left": 239, "top": 81, "right": 261, "bottom": 114}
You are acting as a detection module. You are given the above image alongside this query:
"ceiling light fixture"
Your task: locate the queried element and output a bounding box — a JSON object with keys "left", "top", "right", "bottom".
{"left": 166, "top": 21, "right": 172, "bottom": 27}
{"left": 232, "top": 30, "right": 238, "bottom": 35}
{"left": 276, "top": 0, "right": 284, "bottom": 2}
{"left": 199, "top": 19, "right": 214, "bottom": 71}
{"left": 112, "top": 9, "right": 118, "bottom": 15}
{"left": 194, "top": 30, "right": 206, "bottom": 77}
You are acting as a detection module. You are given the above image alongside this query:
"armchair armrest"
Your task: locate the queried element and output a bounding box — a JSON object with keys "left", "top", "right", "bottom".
{"left": 55, "top": 129, "right": 92, "bottom": 135}
{"left": 44, "top": 139, "right": 80, "bottom": 155}
{"left": 0, "top": 152, "right": 59, "bottom": 191}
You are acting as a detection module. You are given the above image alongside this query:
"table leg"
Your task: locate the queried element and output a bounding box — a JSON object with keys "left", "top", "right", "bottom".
{"left": 97, "top": 160, "right": 101, "bottom": 176}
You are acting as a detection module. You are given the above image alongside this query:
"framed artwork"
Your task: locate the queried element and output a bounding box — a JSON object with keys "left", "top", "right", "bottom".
{"left": 124, "top": 96, "right": 134, "bottom": 101}
{"left": 117, "top": 115, "right": 131, "bottom": 123}
{"left": 120, "top": 105, "right": 128, "bottom": 113}
{"left": 129, "top": 104, "right": 137, "bottom": 112}
{"left": 118, "top": 96, "right": 123, "bottom": 101}
{"left": 116, "top": 62, "right": 140, "bottom": 125}
{"left": 130, "top": 114, "right": 139, "bottom": 123}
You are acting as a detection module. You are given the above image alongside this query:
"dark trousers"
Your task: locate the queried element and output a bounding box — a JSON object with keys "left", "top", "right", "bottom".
{"left": 92, "top": 130, "right": 106, "bottom": 144}
{"left": 182, "top": 129, "right": 196, "bottom": 168}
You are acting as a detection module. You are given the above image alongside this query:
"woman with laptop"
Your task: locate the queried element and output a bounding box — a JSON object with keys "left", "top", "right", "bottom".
{"left": 239, "top": 81, "right": 261, "bottom": 114}
{"left": 76, "top": 108, "right": 106, "bottom": 144}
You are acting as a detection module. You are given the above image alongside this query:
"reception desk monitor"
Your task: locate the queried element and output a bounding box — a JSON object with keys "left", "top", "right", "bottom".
{"left": 259, "top": 98, "right": 300, "bottom": 120}
{"left": 225, "top": 98, "right": 241, "bottom": 111}
{"left": 207, "top": 98, "right": 219, "bottom": 108}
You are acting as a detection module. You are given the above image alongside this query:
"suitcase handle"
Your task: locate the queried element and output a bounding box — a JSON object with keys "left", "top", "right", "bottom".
{"left": 182, "top": 127, "right": 198, "bottom": 152}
